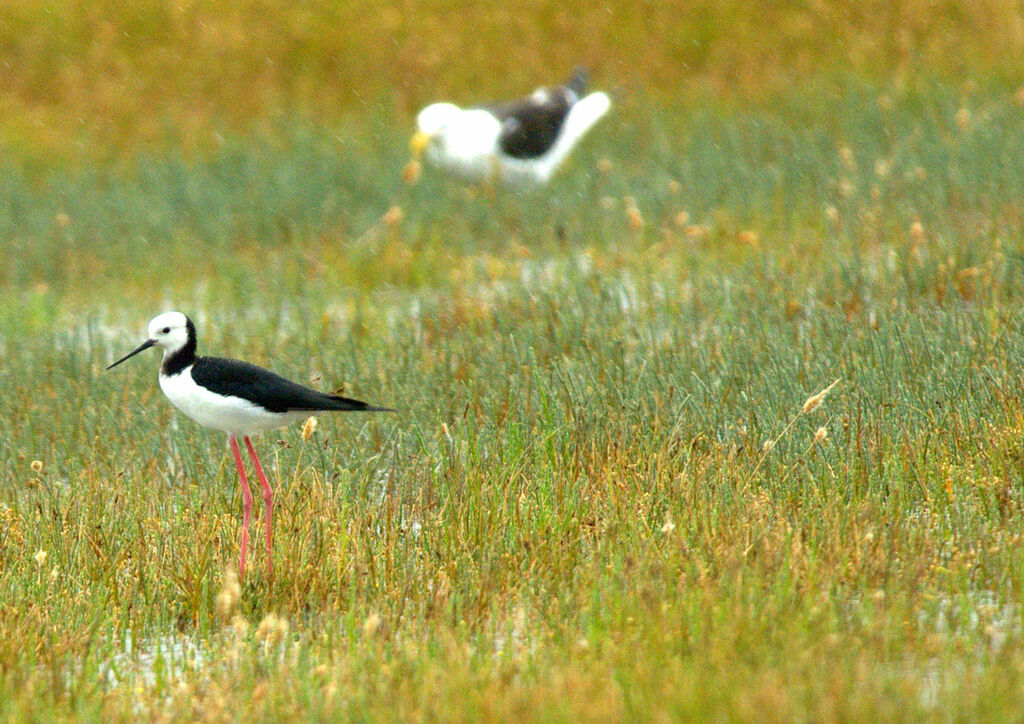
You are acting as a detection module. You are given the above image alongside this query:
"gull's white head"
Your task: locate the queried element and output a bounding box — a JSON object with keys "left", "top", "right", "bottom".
{"left": 416, "top": 103, "right": 462, "bottom": 137}
{"left": 410, "top": 103, "right": 462, "bottom": 158}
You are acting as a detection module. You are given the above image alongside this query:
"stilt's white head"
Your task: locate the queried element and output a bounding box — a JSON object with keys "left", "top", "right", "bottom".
{"left": 107, "top": 311, "right": 194, "bottom": 370}
{"left": 147, "top": 311, "right": 192, "bottom": 354}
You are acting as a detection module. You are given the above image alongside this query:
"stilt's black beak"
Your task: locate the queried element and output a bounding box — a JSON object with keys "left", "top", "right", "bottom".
{"left": 106, "top": 338, "right": 156, "bottom": 370}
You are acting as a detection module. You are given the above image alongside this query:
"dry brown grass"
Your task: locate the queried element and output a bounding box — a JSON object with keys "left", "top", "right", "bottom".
{"left": 2, "top": 0, "right": 1024, "bottom": 158}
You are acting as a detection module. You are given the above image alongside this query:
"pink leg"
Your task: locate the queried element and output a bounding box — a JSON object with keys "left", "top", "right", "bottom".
{"left": 229, "top": 435, "right": 254, "bottom": 578}
{"left": 244, "top": 436, "right": 274, "bottom": 576}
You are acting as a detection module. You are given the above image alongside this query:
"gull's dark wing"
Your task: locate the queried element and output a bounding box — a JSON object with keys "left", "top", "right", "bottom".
{"left": 485, "top": 87, "right": 575, "bottom": 159}
{"left": 191, "top": 356, "right": 391, "bottom": 413}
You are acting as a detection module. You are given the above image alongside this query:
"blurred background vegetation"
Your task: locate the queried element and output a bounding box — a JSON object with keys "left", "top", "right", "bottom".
{"left": 5, "top": 3, "right": 1024, "bottom": 720}
{"left": 2, "top": 0, "right": 1023, "bottom": 162}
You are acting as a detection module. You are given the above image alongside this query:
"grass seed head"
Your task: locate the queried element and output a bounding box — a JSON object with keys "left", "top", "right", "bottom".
{"left": 301, "top": 416, "right": 318, "bottom": 441}
{"left": 362, "top": 612, "right": 382, "bottom": 638}
{"left": 256, "top": 613, "right": 289, "bottom": 644}
{"left": 802, "top": 378, "right": 840, "bottom": 415}
{"left": 814, "top": 426, "right": 828, "bottom": 444}
{"left": 255, "top": 613, "right": 275, "bottom": 640}
{"left": 216, "top": 568, "right": 242, "bottom": 620}
{"left": 34, "top": 549, "right": 47, "bottom": 567}
{"left": 684, "top": 224, "right": 709, "bottom": 240}
{"left": 626, "top": 205, "right": 644, "bottom": 230}
{"left": 382, "top": 205, "right": 404, "bottom": 228}
{"left": 401, "top": 160, "right": 421, "bottom": 184}
{"left": 955, "top": 107, "right": 971, "bottom": 130}
{"left": 231, "top": 614, "right": 249, "bottom": 636}
{"left": 737, "top": 230, "right": 760, "bottom": 247}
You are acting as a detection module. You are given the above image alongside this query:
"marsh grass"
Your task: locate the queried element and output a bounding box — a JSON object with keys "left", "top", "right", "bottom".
{"left": 4, "top": 5, "right": 1024, "bottom": 718}
{"left": 3, "top": 83, "right": 1024, "bottom": 719}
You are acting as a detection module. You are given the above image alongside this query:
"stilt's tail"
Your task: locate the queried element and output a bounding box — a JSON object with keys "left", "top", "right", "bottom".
{"left": 299, "top": 391, "right": 393, "bottom": 413}
{"left": 315, "top": 392, "right": 395, "bottom": 413}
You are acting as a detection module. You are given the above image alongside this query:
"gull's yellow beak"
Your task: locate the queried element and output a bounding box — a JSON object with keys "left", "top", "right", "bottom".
{"left": 409, "top": 130, "right": 432, "bottom": 159}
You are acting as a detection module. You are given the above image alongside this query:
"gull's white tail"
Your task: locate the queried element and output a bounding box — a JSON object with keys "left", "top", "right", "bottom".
{"left": 531, "top": 91, "right": 612, "bottom": 183}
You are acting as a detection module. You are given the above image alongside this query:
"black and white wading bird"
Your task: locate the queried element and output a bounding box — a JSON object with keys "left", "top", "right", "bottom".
{"left": 409, "top": 67, "right": 611, "bottom": 186}
{"left": 107, "top": 311, "right": 392, "bottom": 577}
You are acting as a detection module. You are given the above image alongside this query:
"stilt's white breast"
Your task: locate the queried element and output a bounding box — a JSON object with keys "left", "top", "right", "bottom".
{"left": 158, "top": 366, "right": 303, "bottom": 436}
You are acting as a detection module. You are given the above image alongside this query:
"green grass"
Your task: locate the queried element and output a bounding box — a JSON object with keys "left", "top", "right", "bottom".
{"left": 4, "top": 73, "right": 1024, "bottom": 719}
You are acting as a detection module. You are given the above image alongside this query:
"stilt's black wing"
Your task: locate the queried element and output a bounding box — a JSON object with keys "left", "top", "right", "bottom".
{"left": 191, "top": 356, "right": 391, "bottom": 413}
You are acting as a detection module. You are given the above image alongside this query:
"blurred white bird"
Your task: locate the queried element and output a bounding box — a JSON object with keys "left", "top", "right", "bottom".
{"left": 409, "top": 68, "right": 611, "bottom": 186}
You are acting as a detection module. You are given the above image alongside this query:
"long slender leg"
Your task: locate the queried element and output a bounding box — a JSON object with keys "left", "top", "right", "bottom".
{"left": 244, "top": 436, "right": 274, "bottom": 575}
{"left": 229, "top": 435, "right": 254, "bottom": 578}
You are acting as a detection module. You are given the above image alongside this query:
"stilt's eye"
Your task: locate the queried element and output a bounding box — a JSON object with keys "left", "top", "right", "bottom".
{"left": 161, "top": 327, "right": 170, "bottom": 334}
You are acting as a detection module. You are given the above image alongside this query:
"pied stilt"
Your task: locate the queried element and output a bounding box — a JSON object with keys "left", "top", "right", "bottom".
{"left": 107, "top": 311, "right": 392, "bottom": 577}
